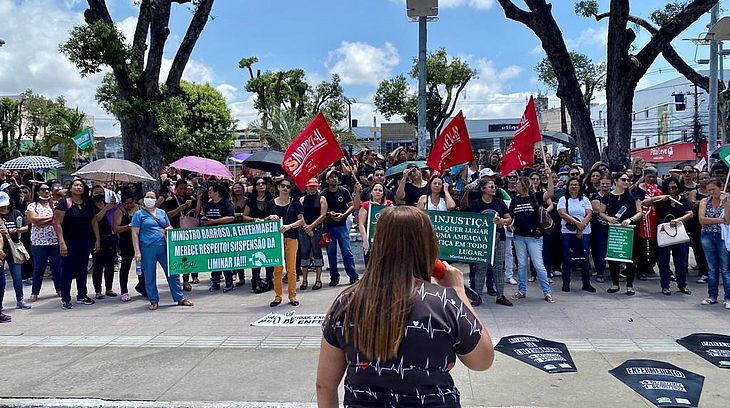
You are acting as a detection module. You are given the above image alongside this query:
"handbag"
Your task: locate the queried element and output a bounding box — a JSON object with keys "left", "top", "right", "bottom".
{"left": 564, "top": 197, "right": 577, "bottom": 231}
{"left": 656, "top": 219, "right": 690, "bottom": 248}
{"left": 319, "top": 232, "right": 332, "bottom": 248}
{"left": 180, "top": 213, "right": 200, "bottom": 228}
{"left": 535, "top": 196, "right": 554, "bottom": 235}
{"left": 8, "top": 239, "right": 30, "bottom": 264}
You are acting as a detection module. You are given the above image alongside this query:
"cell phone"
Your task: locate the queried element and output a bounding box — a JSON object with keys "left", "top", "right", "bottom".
{"left": 185, "top": 199, "right": 192, "bottom": 206}
{"left": 615, "top": 206, "right": 627, "bottom": 219}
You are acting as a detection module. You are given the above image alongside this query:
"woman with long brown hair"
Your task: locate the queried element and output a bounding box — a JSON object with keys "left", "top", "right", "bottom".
{"left": 317, "top": 206, "right": 493, "bottom": 407}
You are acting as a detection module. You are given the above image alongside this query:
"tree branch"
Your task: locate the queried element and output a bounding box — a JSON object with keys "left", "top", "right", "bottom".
{"left": 496, "top": 0, "right": 533, "bottom": 25}
{"left": 165, "top": 0, "right": 214, "bottom": 95}
{"left": 144, "top": 0, "right": 171, "bottom": 98}
{"left": 132, "top": 0, "right": 151, "bottom": 73}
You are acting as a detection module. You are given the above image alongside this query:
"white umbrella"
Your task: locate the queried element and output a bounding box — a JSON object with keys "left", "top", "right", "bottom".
{"left": 1, "top": 156, "right": 63, "bottom": 170}
{"left": 72, "top": 158, "right": 155, "bottom": 183}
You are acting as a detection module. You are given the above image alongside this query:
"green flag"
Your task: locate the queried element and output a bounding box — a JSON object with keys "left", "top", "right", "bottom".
{"left": 717, "top": 145, "right": 730, "bottom": 168}
{"left": 72, "top": 128, "right": 93, "bottom": 150}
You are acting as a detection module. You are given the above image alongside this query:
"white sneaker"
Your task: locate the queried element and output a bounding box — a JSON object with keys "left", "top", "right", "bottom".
{"left": 701, "top": 298, "right": 718, "bottom": 305}
{"left": 508, "top": 277, "right": 518, "bottom": 285}
{"left": 725, "top": 301, "right": 730, "bottom": 309}
{"left": 697, "top": 276, "right": 707, "bottom": 284}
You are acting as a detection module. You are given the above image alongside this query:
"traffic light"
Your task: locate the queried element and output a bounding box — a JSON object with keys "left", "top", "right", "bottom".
{"left": 674, "top": 94, "right": 686, "bottom": 111}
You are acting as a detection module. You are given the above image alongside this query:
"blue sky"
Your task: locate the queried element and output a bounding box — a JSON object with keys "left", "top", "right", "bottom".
{"left": 0, "top": 0, "right": 721, "bottom": 136}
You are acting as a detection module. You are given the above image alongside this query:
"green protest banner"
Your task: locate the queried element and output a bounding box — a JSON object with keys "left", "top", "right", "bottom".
{"left": 72, "top": 128, "right": 93, "bottom": 150}
{"left": 368, "top": 204, "right": 496, "bottom": 265}
{"left": 605, "top": 224, "right": 635, "bottom": 263}
{"left": 717, "top": 145, "right": 730, "bottom": 168}
{"left": 166, "top": 220, "right": 284, "bottom": 275}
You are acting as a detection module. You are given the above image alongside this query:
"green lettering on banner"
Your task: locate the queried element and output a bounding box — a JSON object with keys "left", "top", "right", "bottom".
{"left": 368, "top": 204, "right": 496, "bottom": 265}
{"left": 605, "top": 224, "right": 635, "bottom": 263}
{"left": 166, "top": 220, "right": 285, "bottom": 275}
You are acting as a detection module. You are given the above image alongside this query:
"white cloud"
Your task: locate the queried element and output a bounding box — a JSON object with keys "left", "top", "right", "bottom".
{"left": 439, "top": 0, "right": 494, "bottom": 10}
{"left": 453, "top": 59, "right": 532, "bottom": 119}
{"left": 115, "top": 16, "right": 138, "bottom": 45}
{"left": 566, "top": 25, "right": 608, "bottom": 50}
{"left": 326, "top": 42, "right": 400, "bottom": 86}
{"left": 215, "top": 83, "right": 238, "bottom": 103}
{"left": 229, "top": 95, "right": 260, "bottom": 128}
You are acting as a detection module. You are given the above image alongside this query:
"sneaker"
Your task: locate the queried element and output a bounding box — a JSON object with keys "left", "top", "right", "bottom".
{"left": 16, "top": 299, "right": 31, "bottom": 310}
{"left": 552, "top": 271, "right": 562, "bottom": 277}
{"left": 209, "top": 283, "right": 221, "bottom": 292}
{"left": 697, "top": 276, "right": 708, "bottom": 284}
{"left": 701, "top": 298, "right": 718, "bottom": 305}
{"left": 223, "top": 282, "right": 235, "bottom": 292}
{"left": 105, "top": 290, "right": 117, "bottom": 297}
{"left": 76, "top": 297, "right": 95, "bottom": 305}
{"left": 0, "top": 313, "right": 11, "bottom": 323}
{"left": 348, "top": 277, "right": 359, "bottom": 285}
{"left": 582, "top": 285, "right": 597, "bottom": 293}
{"left": 61, "top": 302, "right": 73, "bottom": 310}
{"left": 725, "top": 301, "right": 730, "bottom": 310}
{"left": 120, "top": 293, "right": 131, "bottom": 302}
{"left": 329, "top": 279, "right": 340, "bottom": 287}
{"left": 507, "top": 277, "right": 518, "bottom": 285}
{"left": 496, "top": 295, "right": 513, "bottom": 307}
{"left": 95, "top": 292, "right": 105, "bottom": 300}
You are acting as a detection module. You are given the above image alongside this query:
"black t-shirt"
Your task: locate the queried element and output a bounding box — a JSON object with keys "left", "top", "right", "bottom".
{"left": 268, "top": 198, "right": 303, "bottom": 239}
{"left": 322, "top": 281, "right": 482, "bottom": 407}
{"left": 55, "top": 198, "right": 95, "bottom": 241}
{"left": 204, "top": 198, "right": 234, "bottom": 220}
{"left": 508, "top": 192, "right": 545, "bottom": 238}
{"left": 655, "top": 196, "right": 690, "bottom": 222}
{"left": 600, "top": 191, "right": 638, "bottom": 222}
{"left": 0, "top": 210, "right": 24, "bottom": 251}
{"left": 94, "top": 206, "right": 113, "bottom": 236}
{"left": 468, "top": 197, "right": 508, "bottom": 241}
{"left": 322, "top": 186, "right": 352, "bottom": 227}
{"left": 356, "top": 162, "right": 376, "bottom": 182}
{"left": 404, "top": 182, "right": 428, "bottom": 206}
{"left": 161, "top": 195, "right": 191, "bottom": 229}
{"left": 246, "top": 193, "right": 273, "bottom": 220}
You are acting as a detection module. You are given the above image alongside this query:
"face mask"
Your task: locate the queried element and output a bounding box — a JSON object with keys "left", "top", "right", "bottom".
{"left": 94, "top": 194, "right": 105, "bottom": 203}
{"left": 143, "top": 197, "right": 156, "bottom": 208}
{"left": 39, "top": 196, "right": 51, "bottom": 201}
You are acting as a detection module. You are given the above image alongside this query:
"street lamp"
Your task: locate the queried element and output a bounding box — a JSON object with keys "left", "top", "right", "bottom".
{"left": 0, "top": 39, "right": 5, "bottom": 48}
{"left": 406, "top": 0, "right": 438, "bottom": 159}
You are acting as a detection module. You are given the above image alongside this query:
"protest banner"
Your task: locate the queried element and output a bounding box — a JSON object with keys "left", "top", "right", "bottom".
{"left": 610, "top": 359, "right": 704, "bottom": 407}
{"left": 72, "top": 128, "right": 93, "bottom": 149}
{"left": 251, "top": 311, "right": 325, "bottom": 327}
{"left": 166, "top": 220, "right": 284, "bottom": 275}
{"left": 495, "top": 335, "right": 577, "bottom": 374}
{"left": 369, "top": 204, "right": 496, "bottom": 265}
{"left": 677, "top": 333, "right": 730, "bottom": 369}
{"left": 606, "top": 224, "right": 635, "bottom": 263}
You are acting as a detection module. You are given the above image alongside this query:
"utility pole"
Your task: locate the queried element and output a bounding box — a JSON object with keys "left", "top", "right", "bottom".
{"left": 709, "top": 3, "right": 719, "bottom": 151}
{"left": 417, "top": 16, "right": 428, "bottom": 159}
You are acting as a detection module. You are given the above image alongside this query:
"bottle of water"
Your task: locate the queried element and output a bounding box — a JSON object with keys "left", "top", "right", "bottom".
{"left": 15, "top": 216, "right": 22, "bottom": 229}
{"left": 136, "top": 261, "right": 143, "bottom": 276}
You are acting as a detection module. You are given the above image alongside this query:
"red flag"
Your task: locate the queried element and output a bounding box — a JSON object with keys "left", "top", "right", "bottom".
{"left": 282, "top": 112, "right": 344, "bottom": 190}
{"left": 426, "top": 111, "right": 474, "bottom": 171}
{"left": 500, "top": 96, "right": 542, "bottom": 175}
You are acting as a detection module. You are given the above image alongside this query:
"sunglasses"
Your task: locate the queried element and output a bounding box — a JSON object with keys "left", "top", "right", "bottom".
{"left": 569, "top": 173, "right": 579, "bottom": 176}
{"left": 619, "top": 177, "right": 629, "bottom": 182}
{"left": 255, "top": 181, "right": 266, "bottom": 186}
{"left": 39, "top": 188, "right": 50, "bottom": 192}
{"left": 279, "top": 184, "right": 292, "bottom": 189}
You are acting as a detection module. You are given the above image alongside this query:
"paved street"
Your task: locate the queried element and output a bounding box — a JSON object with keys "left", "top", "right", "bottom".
{"left": 1, "top": 261, "right": 729, "bottom": 407}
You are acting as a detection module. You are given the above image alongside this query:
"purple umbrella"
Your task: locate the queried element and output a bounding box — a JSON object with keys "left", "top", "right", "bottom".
{"left": 229, "top": 152, "right": 253, "bottom": 163}
{"left": 169, "top": 156, "right": 233, "bottom": 179}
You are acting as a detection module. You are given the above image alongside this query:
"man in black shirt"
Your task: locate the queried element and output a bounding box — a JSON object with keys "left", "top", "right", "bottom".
{"left": 360, "top": 167, "right": 395, "bottom": 202}
{"left": 321, "top": 170, "right": 360, "bottom": 286}
{"left": 356, "top": 150, "right": 377, "bottom": 187}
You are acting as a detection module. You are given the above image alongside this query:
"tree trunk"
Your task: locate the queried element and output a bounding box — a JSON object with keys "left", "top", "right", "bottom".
{"left": 120, "top": 115, "right": 162, "bottom": 188}
{"left": 560, "top": 100, "right": 568, "bottom": 134}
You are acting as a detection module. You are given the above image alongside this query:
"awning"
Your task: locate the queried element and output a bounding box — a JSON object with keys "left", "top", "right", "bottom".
{"left": 631, "top": 142, "right": 702, "bottom": 163}
{"left": 541, "top": 131, "right": 577, "bottom": 147}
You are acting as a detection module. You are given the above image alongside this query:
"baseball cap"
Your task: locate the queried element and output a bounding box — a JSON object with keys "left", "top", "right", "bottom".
{"left": 479, "top": 168, "right": 496, "bottom": 178}
{"left": 306, "top": 178, "right": 319, "bottom": 187}
{"left": 0, "top": 192, "right": 9, "bottom": 207}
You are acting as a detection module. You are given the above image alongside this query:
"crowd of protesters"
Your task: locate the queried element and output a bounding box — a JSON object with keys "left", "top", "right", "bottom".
{"left": 1, "top": 145, "right": 730, "bottom": 323}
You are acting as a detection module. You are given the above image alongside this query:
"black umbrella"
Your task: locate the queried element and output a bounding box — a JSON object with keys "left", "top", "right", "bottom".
{"left": 242, "top": 150, "right": 285, "bottom": 174}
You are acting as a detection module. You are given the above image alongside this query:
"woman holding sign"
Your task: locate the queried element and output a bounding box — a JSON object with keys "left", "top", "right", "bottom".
{"left": 317, "top": 206, "right": 494, "bottom": 407}
{"left": 243, "top": 176, "right": 275, "bottom": 293}
{"left": 698, "top": 179, "right": 730, "bottom": 307}
{"left": 358, "top": 182, "right": 393, "bottom": 266}
{"left": 598, "top": 172, "right": 643, "bottom": 296}
{"left": 131, "top": 191, "right": 193, "bottom": 311}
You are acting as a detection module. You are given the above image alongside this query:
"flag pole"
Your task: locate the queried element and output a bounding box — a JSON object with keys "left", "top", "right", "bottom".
{"left": 724, "top": 171, "right": 730, "bottom": 192}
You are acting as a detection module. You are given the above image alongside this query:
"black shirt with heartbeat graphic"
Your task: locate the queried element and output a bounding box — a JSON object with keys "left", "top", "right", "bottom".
{"left": 323, "top": 281, "right": 483, "bottom": 407}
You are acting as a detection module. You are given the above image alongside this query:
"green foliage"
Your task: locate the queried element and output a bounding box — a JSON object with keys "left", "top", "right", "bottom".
{"left": 650, "top": 1, "right": 691, "bottom": 27}
{"left": 0, "top": 98, "right": 21, "bottom": 139}
{"left": 374, "top": 48, "right": 475, "bottom": 136}
{"left": 575, "top": 0, "right": 599, "bottom": 17}
{"left": 155, "top": 81, "right": 236, "bottom": 163}
{"left": 60, "top": 21, "right": 132, "bottom": 76}
{"left": 249, "top": 107, "right": 359, "bottom": 151}
{"left": 42, "top": 106, "right": 93, "bottom": 169}
{"left": 96, "top": 73, "right": 152, "bottom": 120}
{"left": 535, "top": 52, "right": 606, "bottom": 96}
{"left": 21, "top": 90, "right": 62, "bottom": 143}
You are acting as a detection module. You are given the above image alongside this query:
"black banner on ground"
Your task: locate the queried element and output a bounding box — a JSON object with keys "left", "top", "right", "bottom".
{"left": 609, "top": 359, "right": 704, "bottom": 407}
{"left": 677, "top": 332, "right": 730, "bottom": 369}
{"left": 494, "top": 335, "right": 577, "bottom": 373}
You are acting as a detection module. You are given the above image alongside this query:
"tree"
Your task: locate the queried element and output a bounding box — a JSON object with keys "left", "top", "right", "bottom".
{"left": 0, "top": 97, "right": 22, "bottom": 157}
{"left": 239, "top": 58, "right": 357, "bottom": 150}
{"left": 41, "top": 106, "right": 93, "bottom": 169}
{"left": 535, "top": 52, "right": 606, "bottom": 134}
{"left": 21, "top": 90, "right": 61, "bottom": 144}
{"left": 156, "top": 81, "right": 236, "bottom": 163}
{"left": 61, "top": 0, "right": 215, "bottom": 179}
{"left": 374, "top": 48, "right": 476, "bottom": 146}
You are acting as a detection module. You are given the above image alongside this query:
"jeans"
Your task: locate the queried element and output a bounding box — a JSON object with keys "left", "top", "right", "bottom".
{"left": 326, "top": 225, "right": 358, "bottom": 282}
{"left": 141, "top": 244, "right": 183, "bottom": 304}
{"left": 513, "top": 234, "right": 551, "bottom": 296}
{"left": 504, "top": 235, "right": 514, "bottom": 280}
{"left": 31, "top": 244, "right": 62, "bottom": 296}
{"left": 274, "top": 237, "right": 298, "bottom": 301}
{"left": 591, "top": 225, "right": 608, "bottom": 277}
{"left": 700, "top": 230, "right": 730, "bottom": 300}
{"left": 561, "top": 233, "right": 591, "bottom": 286}
{"left": 60, "top": 239, "right": 93, "bottom": 303}
{"left": 299, "top": 227, "right": 324, "bottom": 267}
{"left": 1, "top": 255, "right": 24, "bottom": 303}
{"left": 92, "top": 235, "right": 117, "bottom": 293}
{"left": 475, "top": 239, "right": 506, "bottom": 298}
{"left": 658, "top": 243, "right": 688, "bottom": 289}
